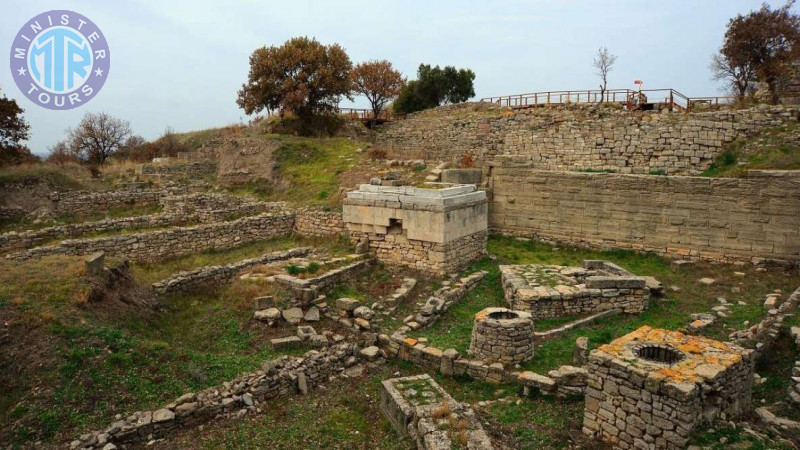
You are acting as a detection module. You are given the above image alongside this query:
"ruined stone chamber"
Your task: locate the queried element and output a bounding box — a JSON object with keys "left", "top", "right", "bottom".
{"left": 381, "top": 374, "right": 494, "bottom": 449}
{"left": 501, "top": 260, "right": 650, "bottom": 319}
{"left": 583, "top": 326, "right": 755, "bottom": 450}
{"left": 469, "top": 307, "right": 534, "bottom": 365}
{"left": 342, "top": 185, "right": 487, "bottom": 274}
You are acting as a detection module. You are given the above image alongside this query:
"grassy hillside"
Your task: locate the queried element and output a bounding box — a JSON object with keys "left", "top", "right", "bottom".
{"left": 703, "top": 122, "right": 800, "bottom": 176}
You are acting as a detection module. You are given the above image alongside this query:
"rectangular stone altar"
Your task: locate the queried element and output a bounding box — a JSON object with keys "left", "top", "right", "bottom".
{"left": 343, "top": 185, "right": 487, "bottom": 274}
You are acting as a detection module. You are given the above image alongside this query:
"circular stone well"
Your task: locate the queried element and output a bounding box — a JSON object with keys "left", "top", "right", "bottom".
{"left": 633, "top": 344, "right": 685, "bottom": 365}
{"left": 469, "top": 307, "right": 535, "bottom": 364}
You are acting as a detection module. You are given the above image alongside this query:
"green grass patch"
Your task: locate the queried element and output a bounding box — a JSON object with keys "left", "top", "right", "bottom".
{"left": 413, "top": 235, "right": 800, "bottom": 374}
{"left": 702, "top": 123, "right": 800, "bottom": 177}
{"left": 227, "top": 135, "right": 365, "bottom": 207}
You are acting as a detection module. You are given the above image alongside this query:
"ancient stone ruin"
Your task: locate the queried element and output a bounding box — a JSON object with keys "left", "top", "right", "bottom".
{"left": 468, "top": 307, "right": 535, "bottom": 365}
{"left": 380, "top": 374, "right": 494, "bottom": 449}
{"left": 583, "top": 326, "right": 755, "bottom": 449}
{"left": 342, "top": 184, "right": 488, "bottom": 274}
{"left": 501, "top": 260, "right": 650, "bottom": 318}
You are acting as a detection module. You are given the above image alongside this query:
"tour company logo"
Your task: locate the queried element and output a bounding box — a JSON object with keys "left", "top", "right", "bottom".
{"left": 9, "top": 10, "right": 110, "bottom": 110}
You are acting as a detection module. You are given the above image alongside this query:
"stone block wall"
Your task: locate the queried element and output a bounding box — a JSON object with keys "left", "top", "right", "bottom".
{"left": 10, "top": 212, "right": 294, "bottom": 262}
{"left": 0, "top": 194, "right": 282, "bottom": 254}
{"left": 53, "top": 188, "right": 173, "bottom": 214}
{"left": 138, "top": 161, "right": 217, "bottom": 177}
{"left": 380, "top": 374, "right": 494, "bottom": 449}
{"left": 351, "top": 229, "right": 487, "bottom": 275}
{"left": 293, "top": 208, "right": 347, "bottom": 237}
{"left": 377, "top": 103, "right": 798, "bottom": 175}
{"left": 152, "top": 247, "right": 311, "bottom": 295}
{"left": 489, "top": 165, "right": 800, "bottom": 263}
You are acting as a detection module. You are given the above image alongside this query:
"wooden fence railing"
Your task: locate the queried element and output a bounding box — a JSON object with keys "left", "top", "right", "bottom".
{"left": 480, "top": 88, "right": 736, "bottom": 112}
{"left": 335, "top": 107, "right": 393, "bottom": 122}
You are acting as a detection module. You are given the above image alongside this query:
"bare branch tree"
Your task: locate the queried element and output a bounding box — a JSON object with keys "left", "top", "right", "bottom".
{"left": 710, "top": 52, "right": 755, "bottom": 102}
{"left": 67, "top": 112, "right": 132, "bottom": 165}
{"left": 593, "top": 47, "right": 618, "bottom": 103}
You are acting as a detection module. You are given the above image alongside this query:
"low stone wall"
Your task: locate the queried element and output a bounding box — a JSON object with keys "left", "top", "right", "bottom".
{"left": 273, "top": 258, "right": 370, "bottom": 305}
{"left": 9, "top": 212, "right": 294, "bottom": 262}
{"left": 500, "top": 262, "right": 650, "bottom": 319}
{"left": 161, "top": 193, "right": 284, "bottom": 223}
{"left": 489, "top": 165, "right": 800, "bottom": 263}
{"left": 69, "top": 342, "right": 362, "bottom": 450}
{"left": 293, "top": 208, "right": 347, "bottom": 237}
{"left": 138, "top": 161, "right": 217, "bottom": 177}
{"left": 53, "top": 188, "right": 176, "bottom": 214}
{"left": 0, "top": 213, "right": 179, "bottom": 255}
{"left": 152, "top": 247, "right": 312, "bottom": 295}
{"left": 378, "top": 102, "right": 798, "bottom": 175}
{"left": 730, "top": 285, "right": 800, "bottom": 360}
{"left": 0, "top": 194, "right": 282, "bottom": 255}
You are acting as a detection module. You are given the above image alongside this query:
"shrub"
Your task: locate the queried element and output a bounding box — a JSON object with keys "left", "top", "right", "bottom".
{"left": 306, "top": 262, "right": 321, "bottom": 274}
{"left": 458, "top": 152, "right": 476, "bottom": 168}
{"left": 368, "top": 147, "right": 388, "bottom": 160}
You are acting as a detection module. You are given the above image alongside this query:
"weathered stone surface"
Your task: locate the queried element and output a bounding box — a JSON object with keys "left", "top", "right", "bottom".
{"left": 152, "top": 409, "right": 174, "bottom": 423}
{"left": 359, "top": 346, "right": 380, "bottom": 361}
{"left": 85, "top": 252, "right": 105, "bottom": 277}
{"left": 469, "top": 307, "right": 534, "bottom": 365}
{"left": 303, "top": 306, "right": 320, "bottom": 322}
{"left": 270, "top": 336, "right": 302, "bottom": 350}
{"left": 501, "top": 261, "right": 650, "bottom": 319}
{"left": 342, "top": 185, "right": 488, "bottom": 274}
{"left": 583, "top": 326, "right": 755, "bottom": 450}
{"left": 254, "top": 308, "right": 281, "bottom": 322}
{"left": 335, "top": 297, "right": 360, "bottom": 312}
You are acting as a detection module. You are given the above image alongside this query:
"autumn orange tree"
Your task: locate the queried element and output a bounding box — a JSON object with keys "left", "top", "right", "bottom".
{"left": 237, "top": 37, "right": 353, "bottom": 121}
{"left": 713, "top": 1, "right": 800, "bottom": 103}
{"left": 351, "top": 60, "right": 404, "bottom": 126}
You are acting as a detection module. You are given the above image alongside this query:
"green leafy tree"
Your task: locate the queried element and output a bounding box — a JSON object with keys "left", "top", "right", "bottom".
{"left": 393, "top": 64, "right": 476, "bottom": 114}
{"left": 237, "top": 37, "right": 353, "bottom": 118}
{"left": 0, "top": 87, "right": 35, "bottom": 166}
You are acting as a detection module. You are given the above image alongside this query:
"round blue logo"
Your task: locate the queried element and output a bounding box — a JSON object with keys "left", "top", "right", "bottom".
{"left": 9, "top": 10, "right": 110, "bottom": 110}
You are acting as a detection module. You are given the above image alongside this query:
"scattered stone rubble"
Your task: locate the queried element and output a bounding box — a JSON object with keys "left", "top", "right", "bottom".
{"left": 501, "top": 260, "right": 651, "bottom": 318}
{"left": 730, "top": 287, "right": 800, "bottom": 359}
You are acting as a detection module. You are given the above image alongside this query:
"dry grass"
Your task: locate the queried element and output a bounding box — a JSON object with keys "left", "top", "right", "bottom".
{"left": 432, "top": 401, "right": 451, "bottom": 419}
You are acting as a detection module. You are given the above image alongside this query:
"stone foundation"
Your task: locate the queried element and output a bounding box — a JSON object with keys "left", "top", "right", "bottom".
{"left": 501, "top": 260, "right": 650, "bottom": 318}
{"left": 10, "top": 212, "right": 294, "bottom": 262}
{"left": 380, "top": 374, "right": 494, "bottom": 449}
{"left": 583, "top": 326, "right": 755, "bottom": 450}
{"left": 468, "top": 307, "right": 534, "bottom": 365}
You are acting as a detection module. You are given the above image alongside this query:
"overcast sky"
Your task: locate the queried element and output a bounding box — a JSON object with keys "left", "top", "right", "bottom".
{"left": 1, "top": 0, "right": 787, "bottom": 155}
